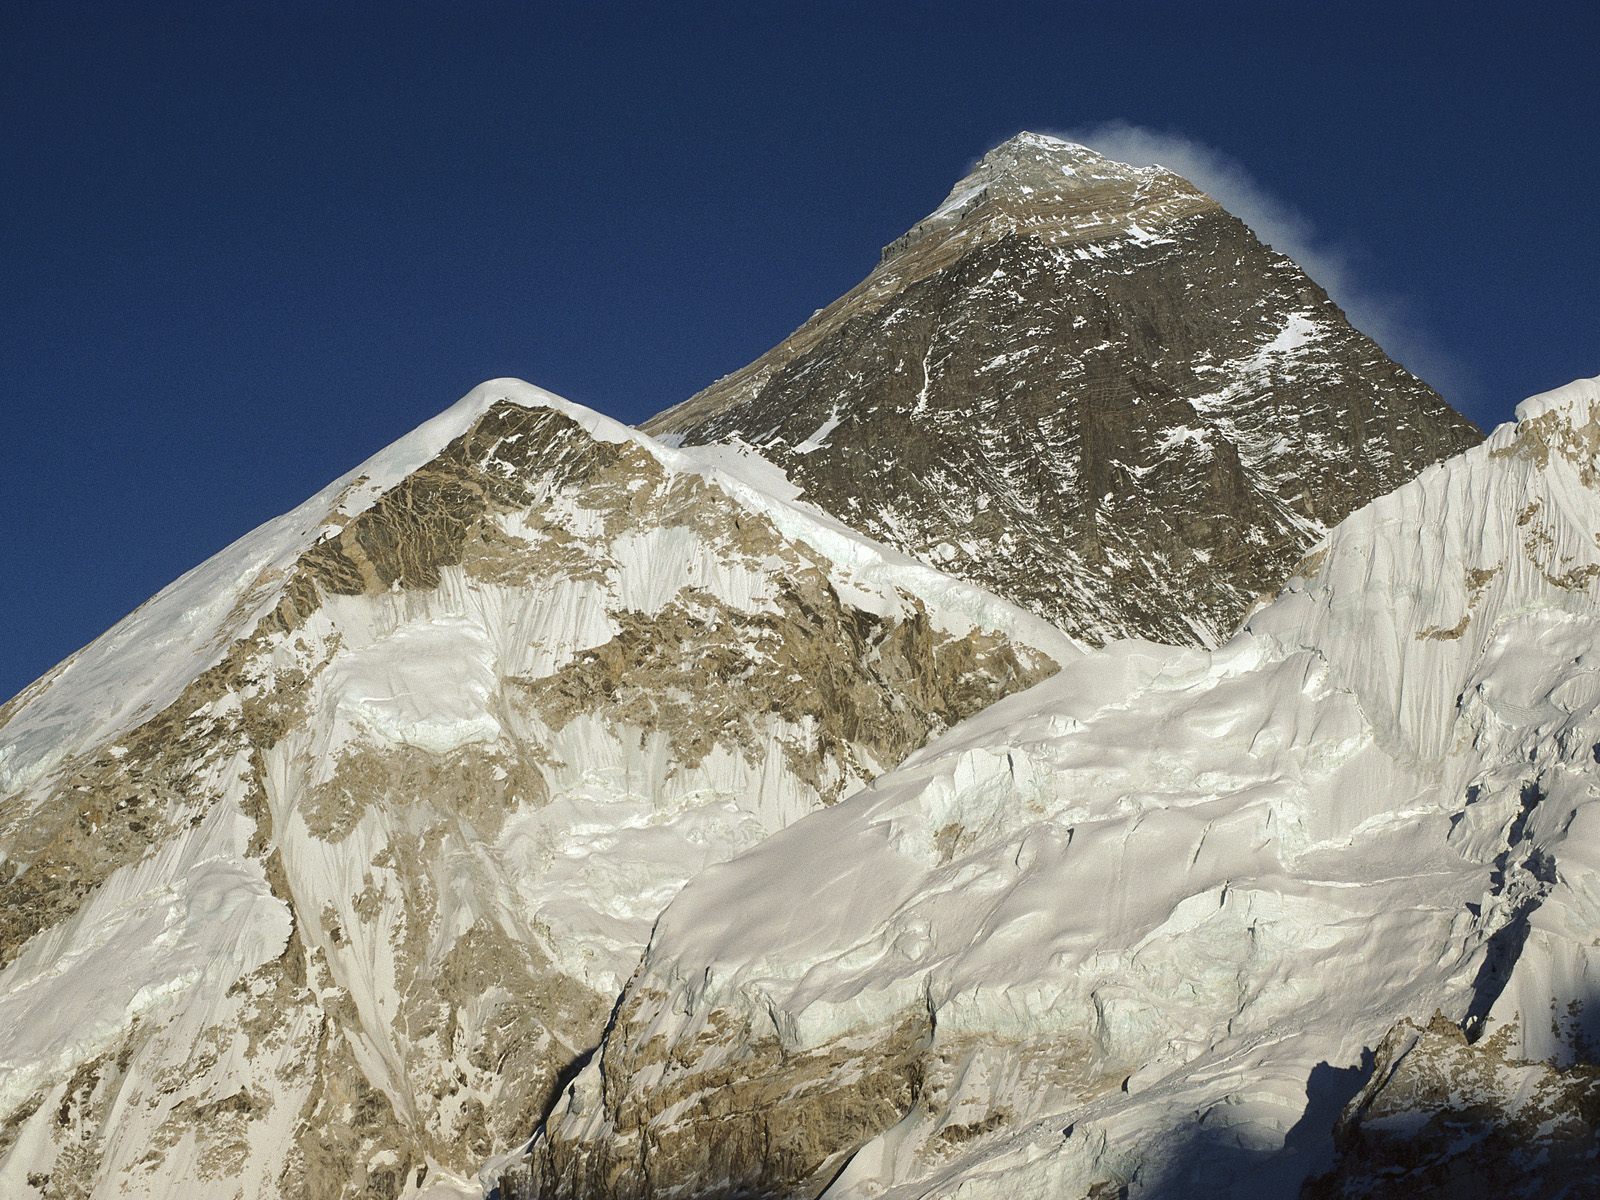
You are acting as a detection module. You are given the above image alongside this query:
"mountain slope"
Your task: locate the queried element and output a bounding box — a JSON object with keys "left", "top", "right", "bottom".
{"left": 646, "top": 132, "right": 1479, "bottom": 646}
{"left": 520, "top": 376, "right": 1600, "bottom": 1200}
{"left": 0, "top": 380, "right": 1070, "bottom": 1200}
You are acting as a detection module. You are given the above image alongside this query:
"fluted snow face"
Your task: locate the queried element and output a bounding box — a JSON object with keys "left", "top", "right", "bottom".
{"left": 0, "top": 382, "right": 1065, "bottom": 1200}
{"left": 524, "top": 378, "right": 1600, "bottom": 1200}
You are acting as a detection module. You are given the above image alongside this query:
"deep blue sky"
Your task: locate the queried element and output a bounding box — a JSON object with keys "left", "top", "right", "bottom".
{"left": 3, "top": 2, "right": 1595, "bottom": 702}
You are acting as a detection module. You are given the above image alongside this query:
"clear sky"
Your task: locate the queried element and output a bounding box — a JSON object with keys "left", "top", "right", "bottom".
{"left": 3, "top": 1, "right": 1595, "bottom": 703}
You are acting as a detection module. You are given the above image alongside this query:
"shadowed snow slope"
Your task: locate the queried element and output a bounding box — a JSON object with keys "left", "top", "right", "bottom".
{"left": 519, "top": 377, "right": 1600, "bottom": 1200}
{"left": 0, "top": 380, "right": 1069, "bottom": 1200}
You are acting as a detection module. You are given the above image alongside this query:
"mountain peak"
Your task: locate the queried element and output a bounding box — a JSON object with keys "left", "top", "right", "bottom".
{"left": 976, "top": 129, "right": 1124, "bottom": 173}
{"left": 0, "top": 367, "right": 1070, "bottom": 1195}
{"left": 645, "top": 129, "right": 1478, "bottom": 652}
{"left": 953, "top": 129, "right": 1164, "bottom": 199}
{"left": 884, "top": 130, "right": 1200, "bottom": 266}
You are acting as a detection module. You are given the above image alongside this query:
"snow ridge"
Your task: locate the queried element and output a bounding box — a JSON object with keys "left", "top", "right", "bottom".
{"left": 0, "top": 377, "right": 1071, "bottom": 1200}
{"left": 0, "top": 381, "right": 1073, "bottom": 805}
{"left": 521, "top": 375, "right": 1600, "bottom": 1200}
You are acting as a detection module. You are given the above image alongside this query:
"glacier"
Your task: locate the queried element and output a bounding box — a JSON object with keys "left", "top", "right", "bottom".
{"left": 521, "top": 377, "right": 1600, "bottom": 1198}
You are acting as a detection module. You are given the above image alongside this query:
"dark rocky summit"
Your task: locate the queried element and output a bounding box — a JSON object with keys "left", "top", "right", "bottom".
{"left": 647, "top": 132, "right": 1480, "bottom": 645}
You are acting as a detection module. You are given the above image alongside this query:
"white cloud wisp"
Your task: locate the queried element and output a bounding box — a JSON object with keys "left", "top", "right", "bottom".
{"left": 1055, "top": 121, "right": 1471, "bottom": 405}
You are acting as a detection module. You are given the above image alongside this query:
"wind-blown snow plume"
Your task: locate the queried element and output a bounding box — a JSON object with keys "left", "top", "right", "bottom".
{"left": 1060, "top": 120, "right": 1473, "bottom": 405}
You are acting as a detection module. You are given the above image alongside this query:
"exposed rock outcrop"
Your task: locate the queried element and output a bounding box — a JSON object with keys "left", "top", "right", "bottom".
{"left": 520, "top": 378, "right": 1600, "bottom": 1200}
{"left": 1304, "top": 1014, "right": 1600, "bottom": 1199}
{"left": 0, "top": 382, "right": 1066, "bottom": 1199}
{"left": 647, "top": 132, "right": 1479, "bottom": 646}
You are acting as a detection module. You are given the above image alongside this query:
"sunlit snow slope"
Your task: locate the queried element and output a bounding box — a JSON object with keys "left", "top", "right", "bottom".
{"left": 521, "top": 377, "right": 1600, "bottom": 1200}
{"left": 0, "top": 380, "right": 1070, "bottom": 1200}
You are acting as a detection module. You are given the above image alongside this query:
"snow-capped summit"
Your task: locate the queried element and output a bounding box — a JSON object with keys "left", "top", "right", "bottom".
{"left": 981, "top": 128, "right": 1094, "bottom": 156}
{"left": 0, "top": 380, "right": 1068, "bottom": 1199}
{"left": 878, "top": 128, "right": 1214, "bottom": 280}
{"left": 893, "top": 130, "right": 1175, "bottom": 259}
{"left": 646, "top": 133, "right": 1478, "bottom": 648}
{"left": 926, "top": 131, "right": 1158, "bottom": 210}
{"left": 944, "top": 131, "right": 1160, "bottom": 204}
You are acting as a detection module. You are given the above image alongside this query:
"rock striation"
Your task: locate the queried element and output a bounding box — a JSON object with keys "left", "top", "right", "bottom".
{"left": 647, "top": 132, "right": 1479, "bottom": 646}
{"left": 0, "top": 381, "right": 1067, "bottom": 1199}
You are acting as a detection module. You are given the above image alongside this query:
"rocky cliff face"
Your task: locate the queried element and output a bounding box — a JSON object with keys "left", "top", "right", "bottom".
{"left": 1304, "top": 1015, "right": 1600, "bottom": 1199}
{"left": 519, "top": 377, "right": 1600, "bottom": 1200}
{"left": 646, "top": 132, "right": 1479, "bottom": 646}
{"left": 0, "top": 381, "right": 1068, "bottom": 1200}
